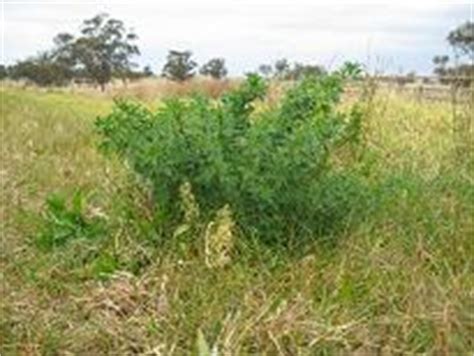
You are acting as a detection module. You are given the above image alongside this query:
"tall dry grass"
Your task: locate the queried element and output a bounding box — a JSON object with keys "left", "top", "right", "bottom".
{"left": 67, "top": 77, "right": 240, "bottom": 102}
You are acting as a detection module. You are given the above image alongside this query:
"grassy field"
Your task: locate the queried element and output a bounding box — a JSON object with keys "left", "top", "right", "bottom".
{"left": 1, "top": 83, "right": 473, "bottom": 355}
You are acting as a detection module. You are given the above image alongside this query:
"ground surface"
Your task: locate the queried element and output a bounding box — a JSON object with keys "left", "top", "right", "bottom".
{"left": 1, "top": 85, "right": 473, "bottom": 355}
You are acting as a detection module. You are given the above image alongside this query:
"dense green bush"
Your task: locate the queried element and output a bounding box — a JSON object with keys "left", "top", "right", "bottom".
{"left": 96, "top": 65, "right": 366, "bottom": 245}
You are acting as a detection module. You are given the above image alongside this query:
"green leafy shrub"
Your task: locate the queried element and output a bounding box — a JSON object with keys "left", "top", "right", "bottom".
{"left": 96, "top": 65, "right": 366, "bottom": 246}
{"left": 35, "top": 190, "right": 106, "bottom": 251}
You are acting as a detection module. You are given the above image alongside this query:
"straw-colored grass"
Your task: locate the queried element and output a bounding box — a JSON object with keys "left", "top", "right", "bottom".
{"left": 6, "top": 77, "right": 240, "bottom": 103}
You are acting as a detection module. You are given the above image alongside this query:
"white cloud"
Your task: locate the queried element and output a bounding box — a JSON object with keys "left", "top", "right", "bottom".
{"left": 2, "top": 1, "right": 471, "bottom": 74}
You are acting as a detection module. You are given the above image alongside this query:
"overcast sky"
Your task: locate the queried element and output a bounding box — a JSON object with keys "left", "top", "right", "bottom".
{"left": 1, "top": 1, "right": 472, "bottom": 75}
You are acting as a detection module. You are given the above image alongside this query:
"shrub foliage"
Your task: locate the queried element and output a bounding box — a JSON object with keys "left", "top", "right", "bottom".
{"left": 96, "top": 65, "right": 365, "bottom": 245}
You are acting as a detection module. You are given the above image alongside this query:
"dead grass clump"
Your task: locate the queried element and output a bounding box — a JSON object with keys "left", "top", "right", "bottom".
{"left": 81, "top": 271, "right": 168, "bottom": 320}
{"left": 73, "top": 271, "right": 170, "bottom": 354}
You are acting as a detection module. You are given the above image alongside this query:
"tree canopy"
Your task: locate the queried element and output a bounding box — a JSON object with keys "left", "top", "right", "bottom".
{"left": 433, "top": 21, "right": 473, "bottom": 86}
{"left": 200, "top": 58, "right": 228, "bottom": 79}
{"left": 6, "top": 13, "right": 140, "bottom": 89}
{"left": 57, "top": 13, "right": 140, "bottom": 90}
{"left": 162, "top": 50, "right": 197, "bottom": 82}
{"left": 447, "top": 21, "right": 474, "bottom": 58}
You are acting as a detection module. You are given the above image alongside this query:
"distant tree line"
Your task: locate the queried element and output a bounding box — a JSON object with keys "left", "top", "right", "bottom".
{"left": 0, "top": 13, "right": 328, "bottom": 89}
{"left": 1, "top": 14, "right": 471, "bottom": 89}
{"left": 161, "top": 50, "right": 230, "bottom": 82}
{"left": 1, "top": 13, "right": 149, "bottom": 90}
{"left": 0, "top": 13, "right": 235, "bottom": 88}
{"left": 159, "top": 52, "right": 326, "bottom": 82}
{"left": 257, "top": 58, "right": 326, "bottom": 80}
